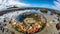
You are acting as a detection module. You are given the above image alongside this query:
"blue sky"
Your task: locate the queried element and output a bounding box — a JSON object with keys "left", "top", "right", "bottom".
{"left": 20, "top": 0, "right": 54, "bottom": 7}
{"left": 19, "top": 0, "right": 60, "bottom": 10}
{"left": 0, "top": 0, "right": 60, "bottom": 10}
{"left": 20, "top": 0, "right": 54, "bottom": 5}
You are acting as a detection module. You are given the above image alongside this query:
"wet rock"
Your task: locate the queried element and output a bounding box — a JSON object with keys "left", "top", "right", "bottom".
{"left": 56, "top": 23, "right": 60, "bottom": 30}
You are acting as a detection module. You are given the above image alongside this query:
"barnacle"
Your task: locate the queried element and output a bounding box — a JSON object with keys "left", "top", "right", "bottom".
{"left": 0, "top": 8, "right": 60, "bottom": 34}
{"left": 9, "top": 12, "right": 47, "bottom": 34}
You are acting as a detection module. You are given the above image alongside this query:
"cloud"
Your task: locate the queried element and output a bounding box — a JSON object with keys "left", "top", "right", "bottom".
{"left": 6, "top": 0, "right": 30, "bottom": 7}
{"left": 0, "top": 0, "right": 60, "bottom": 11}
{"left": 31, "top": 0, "right": 60, "bottom": 10}
{"left": 53, "top": 0, "right": 60, "bottom": 10}
{"left": 31, "top": 4, "right": 53, "bottom": 8}
{"left": 0, "top": 0, "right": 30, "bottom": 10}
{"left": 57, "top": 0, "right": 60, "bottom": 3}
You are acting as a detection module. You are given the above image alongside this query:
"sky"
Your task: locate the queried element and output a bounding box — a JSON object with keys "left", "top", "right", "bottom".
{"left": 20, "top": 0, "right": 60, "bottom": 10}
{"left": 20, "top": 0, "right": 54, "bottom": 5}
{"left": 0, "top": 0, "right": 60, "bottom": 10}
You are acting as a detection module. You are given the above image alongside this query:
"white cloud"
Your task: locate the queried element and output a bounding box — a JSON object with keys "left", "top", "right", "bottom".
{"left": 6, "top": 0, "right": 30, "bottom": 7}
{"left": 0, "top": 0, "right": 60, "bottom": 11}
{"left": 31, "top": 4, "right": 52, "bottom": 8}
{"left": 0, "top": 0, "right": 30, "bottom": 10}
{"left": 53, "top": 0, "right": 60, "bottom": 10}
{"left": 39, "top": 4, "right": 51, "bottom": 8}
{"left": 57, "top": 0, "right": 60, "bottom": 3}
{"left": 30, "top": 4, "right": 51, "bottom": 8}
{"left": 0, "top": 0, "right": 3, "bottom": 5}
